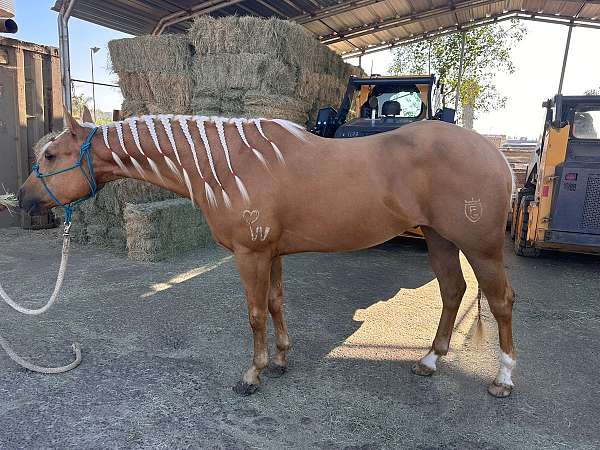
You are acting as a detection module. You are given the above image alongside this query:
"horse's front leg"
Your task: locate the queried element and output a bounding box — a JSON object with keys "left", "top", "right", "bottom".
{"left": 233, "top": 249, "right": 273, "bottom": 396}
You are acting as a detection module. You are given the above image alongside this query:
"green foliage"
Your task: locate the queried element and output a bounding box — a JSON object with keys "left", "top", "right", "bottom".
{"left": 71, "top": 92, "right": 113, "bottom": 125}
{"left": 390, "top": 22, "right": 526, "bottom": 121}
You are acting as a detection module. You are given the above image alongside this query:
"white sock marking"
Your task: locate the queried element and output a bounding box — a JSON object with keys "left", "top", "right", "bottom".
{"left": 495, "top": 352, "right": 515, "bottom": 386}
{"left": 420, "top": 351, "right": 439, "bottom": 370}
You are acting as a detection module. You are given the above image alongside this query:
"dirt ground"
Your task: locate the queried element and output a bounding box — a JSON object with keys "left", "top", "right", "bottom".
{"left": 1, "top": 226, "right": 599, "bottom": 449}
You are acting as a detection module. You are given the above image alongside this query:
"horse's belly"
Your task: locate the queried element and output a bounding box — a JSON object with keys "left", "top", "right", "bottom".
{"left": 279, "top": 209, "right": 412, "bottom": 253}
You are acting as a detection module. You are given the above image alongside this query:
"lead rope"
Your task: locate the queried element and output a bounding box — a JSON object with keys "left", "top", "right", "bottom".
{"left": 0, "top": 222, "right": 82, "bottom": 373}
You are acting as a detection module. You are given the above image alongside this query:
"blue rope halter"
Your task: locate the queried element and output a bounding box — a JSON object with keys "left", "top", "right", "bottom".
{"left": 32, "top": 127, "right": 99, "bottom": 226}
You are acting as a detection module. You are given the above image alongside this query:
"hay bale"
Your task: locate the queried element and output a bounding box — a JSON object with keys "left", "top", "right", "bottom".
{"left": 66, "top": 179, "right": 177, "bottom": 250}
{"left": 124, "top": 198, "right": 212, "bottom": 262}
{"left": 109, "top": 34, "right": 192, "bottom": 74}
{"left": 191, "top": 53, "right": 297, "bottom": 96}
{"left": 121, "top": 98, "right": 148, "bottom": 117}
{"left": 243, "top": 92, "right": 310, "bottom": 125}
{"left": 149, "top": 74, "right": 192, "bottom": 113}
{"left": 188, "top": 16, "right": 333, "bottom": 72}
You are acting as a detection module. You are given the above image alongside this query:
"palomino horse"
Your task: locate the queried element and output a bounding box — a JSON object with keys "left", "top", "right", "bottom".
{"left": 18, "top": 108, "right": 516, "bottom": 397}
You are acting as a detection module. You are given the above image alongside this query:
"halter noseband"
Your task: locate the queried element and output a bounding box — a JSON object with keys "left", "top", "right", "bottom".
{"left": 32, "top": 127, "right": 99, "bottom": 226}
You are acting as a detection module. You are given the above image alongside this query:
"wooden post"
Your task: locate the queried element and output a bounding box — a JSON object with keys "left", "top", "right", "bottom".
{"left": 13, "top": 47, "right": 27, "bottom": 188}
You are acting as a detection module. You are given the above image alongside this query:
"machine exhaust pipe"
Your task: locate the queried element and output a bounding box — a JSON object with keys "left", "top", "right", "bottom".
{"left": 0, "top": 18, "right": 17, "bottom": 33}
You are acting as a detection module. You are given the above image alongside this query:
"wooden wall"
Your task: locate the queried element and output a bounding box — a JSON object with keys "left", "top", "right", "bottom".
{"left": 0, "top": 37, "right": 62, "bottom": 228}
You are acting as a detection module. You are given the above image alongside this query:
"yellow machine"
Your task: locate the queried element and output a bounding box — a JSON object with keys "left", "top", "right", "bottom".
{"left": 511, "top": 95, "right": 600, "bottom": 256}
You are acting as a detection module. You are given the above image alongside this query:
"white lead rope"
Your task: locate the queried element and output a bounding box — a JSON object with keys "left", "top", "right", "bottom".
{"left": 0, "top": 224, "right": 82, "bottom": 373}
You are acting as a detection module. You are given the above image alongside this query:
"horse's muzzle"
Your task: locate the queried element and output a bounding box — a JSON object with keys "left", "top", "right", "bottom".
{"left": 17, "top": 187, "right": 44, "bottom": 215}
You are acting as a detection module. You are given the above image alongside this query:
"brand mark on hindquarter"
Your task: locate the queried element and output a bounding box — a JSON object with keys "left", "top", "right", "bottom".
{"left": 464, "top": 198, "right": 483, "bottom": 223}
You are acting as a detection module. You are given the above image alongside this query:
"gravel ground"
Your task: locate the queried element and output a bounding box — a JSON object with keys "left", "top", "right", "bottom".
{"left": 0, "top": 227, "right": 599, "bottom": 449}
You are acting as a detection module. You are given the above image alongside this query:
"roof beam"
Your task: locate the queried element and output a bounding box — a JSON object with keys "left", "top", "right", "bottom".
{"left": 293, "top": 0, "right": 388, "bottom": 24}
{"left": 152, "top": 0, "right": 245, "bottom": 34}
{"left": 254, "top": 0, "right": 288, "bottom": 17}
{"left": 340, "top": 11, "right": 600, "bottom": 59}
{"left": 320, "top": 0, "right": 499, "bottom": 45}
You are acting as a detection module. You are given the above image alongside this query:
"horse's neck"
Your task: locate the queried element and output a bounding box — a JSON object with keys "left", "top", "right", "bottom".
{"left": 97, "top": 115, "right": 307, "bottom": 209}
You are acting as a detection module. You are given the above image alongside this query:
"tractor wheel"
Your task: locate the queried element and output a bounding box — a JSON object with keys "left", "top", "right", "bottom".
{"left": 510, "top": 188, "right": 534, "bottom": 239}
{"left": 513, "top": 194, "right": 540, "bottom": 257}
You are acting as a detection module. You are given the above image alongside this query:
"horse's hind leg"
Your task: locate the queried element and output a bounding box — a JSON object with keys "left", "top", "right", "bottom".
{"left": 464, "top": 249, "right": 516, "bottom": 398}
{"left": 263, "top": 256, "right": 291, "bottom": 378}
{"left": 412, "top": 226, "right": 467, "bottom": 376}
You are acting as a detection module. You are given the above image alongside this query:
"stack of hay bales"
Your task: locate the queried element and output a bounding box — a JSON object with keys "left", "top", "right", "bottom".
{"left": 108, "top": 34, "right": 193, "bottom": 116}
{"left": 109, "top": 15, "right": 365, "bottom": 126}
{"left": 67, "top": 180, "right": 177, "bottom": 252}
{"left": 73, "top": 16, "right": 364, "bottom": 260}
{"left": 188, "top": 16, "right": 364, "bottom": 125}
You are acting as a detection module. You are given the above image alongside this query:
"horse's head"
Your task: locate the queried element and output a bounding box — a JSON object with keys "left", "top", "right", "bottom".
{"left": 18, "top": 107, "right": 108, "bottom": 216}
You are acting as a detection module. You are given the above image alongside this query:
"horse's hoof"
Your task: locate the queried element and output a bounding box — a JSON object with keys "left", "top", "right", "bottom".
{"left": 487, "top": 381, "right": 513, "bottom": 398}
{"left": 411, "top": 361, "right": 435, "bottom": 377}
{"left": 233, "top": 381, "right": 259, "bottom": 396}
{"left": 263, "top": 362, "right": 287, "bottom": 378}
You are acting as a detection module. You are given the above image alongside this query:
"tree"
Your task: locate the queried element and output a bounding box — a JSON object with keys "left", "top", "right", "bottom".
{"left": 71, "top": 93, "right": 92, "bottom": 120}
{"left": 390, "top": 22, "right": 526, "bottom": 128}
{"left": 70, "top": 92, "right": 112, "bottom": 125}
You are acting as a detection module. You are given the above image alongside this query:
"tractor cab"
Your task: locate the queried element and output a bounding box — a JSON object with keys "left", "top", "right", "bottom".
{"left": 511, "top": 94, "right": 600, "bottom": 256}
{"left": 311, "top": 74, "right": 455, "bottom": 138}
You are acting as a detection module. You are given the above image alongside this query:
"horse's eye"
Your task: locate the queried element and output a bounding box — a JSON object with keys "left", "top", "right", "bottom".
{"left": 44, "top": 152, "right": 55, "bottom": 161}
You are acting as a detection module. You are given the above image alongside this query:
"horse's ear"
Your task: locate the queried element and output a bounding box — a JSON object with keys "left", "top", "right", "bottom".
{"left": 63, "top": 107, "right": 82, "bottom": 135}
{"left": 81, "top": 106, "right": 94, "bottom": 124}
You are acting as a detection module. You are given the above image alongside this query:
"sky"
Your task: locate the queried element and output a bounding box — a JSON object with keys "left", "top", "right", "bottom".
{"left": 10, "top": 1, "right": 600, "bottom": 139}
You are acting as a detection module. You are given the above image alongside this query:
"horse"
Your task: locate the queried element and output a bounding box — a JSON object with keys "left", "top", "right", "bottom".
{"left": 17, "top": 107, "right": 516, "bottom": 398}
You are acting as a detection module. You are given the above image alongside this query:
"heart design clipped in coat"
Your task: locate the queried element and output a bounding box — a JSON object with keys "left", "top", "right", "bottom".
{"left": 243, "top": 210, "right": 260, "bottom": 225}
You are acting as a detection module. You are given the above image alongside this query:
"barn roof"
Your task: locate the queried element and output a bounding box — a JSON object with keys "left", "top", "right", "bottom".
{"left": 52, "top": 0, "right": 600, "bottom": 57}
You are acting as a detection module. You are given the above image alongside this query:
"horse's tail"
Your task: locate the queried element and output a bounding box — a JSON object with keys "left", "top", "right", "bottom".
{"left": 473, "top": 286, "right": 485, "bottom": 345}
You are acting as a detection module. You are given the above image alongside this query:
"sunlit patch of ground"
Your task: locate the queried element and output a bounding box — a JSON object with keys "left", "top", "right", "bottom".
{"left": 140, "top": 255, "right": 233, "bottom": 298}
{"left": 326, "top": 253, "right": 480, "bottom": 362}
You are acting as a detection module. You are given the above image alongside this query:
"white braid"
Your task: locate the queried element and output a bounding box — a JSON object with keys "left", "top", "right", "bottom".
{"left": 101, "top": 125, "right": 111, "bottom": 149}
{"left": 143, "top": 116, "right": 180, "bottom": 179}
{"left": 214, "top": 118, "right": 250, "bottom": 205}
{"left": 231, "top": 118, "right": 268, "bottom": 168}
{"left": 195, "top": 118, "right": 231, "bottom": 208}
{"left": 115, "top": 122, "right": 146, "bottom": 178}
{"left": 127, "top": 118, "right": 161, "bottom": 181}
{"left": 253, "top": 119, "right": 285, "bottom": 164}
{"left": 159, "top": 115, "right": 183, "bottom": 165}
{"left": 178, "top": 117, "right": 218, "bottom": 208}
{"left": 214, "top": 117, "right": 235, "bottom": 174}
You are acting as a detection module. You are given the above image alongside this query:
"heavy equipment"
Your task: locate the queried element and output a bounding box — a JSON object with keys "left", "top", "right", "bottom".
{"left": 311, "top": 74, "right": 455, "bottom": 139}
{"left": 511, "top": 94, "right": 600, "bottom": 256}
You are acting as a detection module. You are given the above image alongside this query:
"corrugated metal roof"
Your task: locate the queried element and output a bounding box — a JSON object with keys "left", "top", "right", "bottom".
{"left": 53, "top": 0, "right": 600, "bottom": 56}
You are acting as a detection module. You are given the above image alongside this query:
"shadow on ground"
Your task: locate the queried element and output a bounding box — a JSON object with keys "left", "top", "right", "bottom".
{"left": 1, "top": 229, "right": 599, "bottom": 449}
